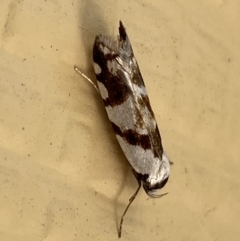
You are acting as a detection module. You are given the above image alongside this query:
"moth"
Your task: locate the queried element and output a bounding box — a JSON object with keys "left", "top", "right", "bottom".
{"left": 75, "top": 21, "right": 170, "bottom": 237}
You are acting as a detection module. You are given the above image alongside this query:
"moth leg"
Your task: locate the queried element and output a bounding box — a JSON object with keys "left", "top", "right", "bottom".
{"left": 118, "top": 181, "right": 141, "bottom": 238}
{"left": 74, "top": 66, "right": 100, "bottom": 94}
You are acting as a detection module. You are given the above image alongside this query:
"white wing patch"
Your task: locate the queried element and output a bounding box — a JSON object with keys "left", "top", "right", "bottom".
{"left": 93, "top": 63, "right": 101, "bottom": 75}
{"left": 106, "top": 95, "right": 148, "bottom": 135}
{"left": 98, "top": 82, "right": 109, "bottom": 99}
{"left": 116, "top": 134, "right": 160, "bottom": 174}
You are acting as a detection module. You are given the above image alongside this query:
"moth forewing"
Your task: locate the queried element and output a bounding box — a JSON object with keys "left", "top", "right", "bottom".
{"left": 76, "top": 20, "right": 170, "bottom": 238}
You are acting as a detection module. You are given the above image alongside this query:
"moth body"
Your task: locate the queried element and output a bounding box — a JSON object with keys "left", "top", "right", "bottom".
{"left": 93, "top": 21, "right": 170, "bottom": 199}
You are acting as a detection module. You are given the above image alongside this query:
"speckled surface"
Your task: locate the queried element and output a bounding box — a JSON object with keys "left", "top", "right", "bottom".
{"left": 1, "top": 1, "right": 240, "bottom": 240}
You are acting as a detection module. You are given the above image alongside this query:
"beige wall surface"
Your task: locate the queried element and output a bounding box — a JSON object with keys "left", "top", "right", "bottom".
{"left": 1, "top": 1, "right": 240, "bottom": 240}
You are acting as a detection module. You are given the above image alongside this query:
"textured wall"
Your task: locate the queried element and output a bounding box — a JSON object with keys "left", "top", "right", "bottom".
{"left": 0, "top": 1, "right": 240, "bottom": 240}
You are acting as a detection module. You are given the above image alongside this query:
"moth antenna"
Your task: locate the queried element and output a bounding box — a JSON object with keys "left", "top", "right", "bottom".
{"left": 74, "top": 66, "right": 100, "bottom": 94}
{"left": 118, "top": 181, "right": 141, "bottom": 238}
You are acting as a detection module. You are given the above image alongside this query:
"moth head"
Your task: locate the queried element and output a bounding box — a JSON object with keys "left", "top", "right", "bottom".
{"left": 142, "top": 153, "right": 170, "bottom": 198}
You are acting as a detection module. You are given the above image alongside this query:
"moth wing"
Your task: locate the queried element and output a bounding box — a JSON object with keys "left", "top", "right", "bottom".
{"left": 93, "top": 21, "right": 164, "bottom": 175}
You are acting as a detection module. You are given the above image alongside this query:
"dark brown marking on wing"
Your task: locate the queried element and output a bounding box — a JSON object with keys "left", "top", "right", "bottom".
{"left": 150, "top": 125, "right": 163, "bottom": 158}
{"left": 119, "top": 21, "right": 127, "bottom": 41}
{"left": 111, "top": 122, "right": 151, "bottom": 150}
{"left": 139, "top": 94, "right": 155, "bottom": 117}
{"left": 135, "top": 94, "right": 163, "bottom": 158}
{"left": 93, "top": 39, "right": 131, "bottom": 107}
{"left": 131, "top": 64, "right": 146, "bottom": 87}
{"left": 120, "top": 21, "right": 146, "bottom": 88}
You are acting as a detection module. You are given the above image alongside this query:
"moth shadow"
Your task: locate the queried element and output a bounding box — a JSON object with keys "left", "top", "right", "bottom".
{"left": 77, "top": 0, "right": 109, "bottom": 67}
